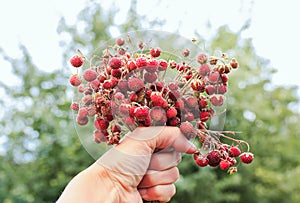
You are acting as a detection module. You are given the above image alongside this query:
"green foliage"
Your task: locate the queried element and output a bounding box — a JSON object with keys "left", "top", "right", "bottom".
{"left": 0, "top": 1, "right": 299, "bottom": 203}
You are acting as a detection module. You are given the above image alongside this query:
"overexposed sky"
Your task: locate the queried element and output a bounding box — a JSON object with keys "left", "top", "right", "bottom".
{"left": 0, "top": 0, "right": 299, "bottom": 97}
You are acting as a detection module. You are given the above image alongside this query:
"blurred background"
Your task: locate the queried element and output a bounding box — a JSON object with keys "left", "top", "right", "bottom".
{"left": 0, "top": 0, "right": 299, "bottom": 202}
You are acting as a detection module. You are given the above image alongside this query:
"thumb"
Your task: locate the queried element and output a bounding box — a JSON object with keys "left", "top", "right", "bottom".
{"left": 129, "top": 126, "right": 197, "bottom": 154}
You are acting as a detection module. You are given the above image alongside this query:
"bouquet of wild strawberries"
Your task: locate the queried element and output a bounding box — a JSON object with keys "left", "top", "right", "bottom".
{"left": 68, "top": 31, "right": 253, "bottom": 174}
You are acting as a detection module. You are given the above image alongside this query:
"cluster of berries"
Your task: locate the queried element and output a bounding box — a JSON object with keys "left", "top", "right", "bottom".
{"left": 68, "top": 36, "right": 253, "bottom": 173}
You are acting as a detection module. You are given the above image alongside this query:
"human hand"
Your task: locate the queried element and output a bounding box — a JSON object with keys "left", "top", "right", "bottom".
{"left": 57, "top": 126, "right": 196, "bottom": 203}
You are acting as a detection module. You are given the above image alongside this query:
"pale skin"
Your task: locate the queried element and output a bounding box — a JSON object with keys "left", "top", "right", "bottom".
{"left": 57, "top": 126, "right": 196, "bottom": 203}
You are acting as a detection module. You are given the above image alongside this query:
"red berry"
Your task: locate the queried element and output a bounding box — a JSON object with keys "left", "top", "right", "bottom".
{"left": 126, "top": 60, "right": 137, "bottom": 71}
{"left": 168, "top": 117, "right": 180, "bottom": 126}
{"left": 83, "top": 69, "right": 98, "bottom": 82}
{"left": 158, "top": 59, "right": 168, "bottom": 71}
{"left": 166, "top": 107, "right": 177, "bottom": 119}
{"left": 207, "top": 150, "right": 221, "bottom": 167}
{"left": 109, "top": 57, "right": 122, "bottom": 69}
{"left": 125, "top": 116, "right": 135, "bottom": 126}
{"left": 128, "top": 77, "right": 144, "bottom": 92}
{"left": 230, "top": 58, "right": 238, "bottom": 69}
{"left": 186, "top": 97, "right": 198, "bottom": 108}
{"left": 208, "top": 71, "right": 221, "bottom": 84}
{"left": 197, "top": 53, "right": 207, "bottom": 64}
{"left": 240, "top": 152, "right": 254, "bottom": 164}
{"left": 111, "top": 68, "right": 122, "bottom": 78}
{"left": 93, "top": 130, "right": 108, "bottom": 143}
{"left": 229, "top": 146, "right": 241, "bottom": 157}
{"left": 94, "top": 118, "right": 109, "bottom": 131}
{"left": 205, "top": 85, "right": 216, "bottom": 95}
{"left": 116, "top": 37, "right": 125, "bottom": 46}
{"left": 70, "top": 55, "right": 84, "bottom": 67}
{"left": 184, "top": 112, "right": 194, "bottom": 122}
{"left": 144, "top": 72, "right": 158, "bottom": 83}
{"left": 69, "top": 75, "right": 82, "bottom": 86}
{"left": 200, "top": 111, "right": 210, "bottom": 122}
{"left": 180, "top": 121, "right": 193, "bottom": 136}
{"left": 216, "top": 85, "right": 227, "bottom": 94}
{"left": 196, "top": 156, "right": 209, "bottom": 167}
{"left": 134, "top": 106, "right": 149, "bottom": 121}
{"left": 150, "top": 107, "right": 167, "bottom": 124}
{"left": 70, "top": 102, "right": 79, "bottom": 111}
{"left": 182, "top": 49, "right": 190, "bottom": 57}
{"left": 110, "top": 123, "right": 121, "bottom": 133}
{"left": 76, "top": 115, "right": 88, "bottom": 126}
{"left": 145, "top": 59, "right": 158, "bottom": 72}
{"left": 136, "top": 57, "right": 148, "bottom": 68}
{"left": 210, "top": 95, "right": 224, "bottom": 106}
{"left": 219, "top": 160, "right": 230, "bottom": 170}
{"left": 199, "top": 64, "right": 210, "bottom": 76}
{"left": 150, "top": 47, "right": 161, "bottom": 57}
{"left": 78, "top": 107, "right": 89, "bottom": 117}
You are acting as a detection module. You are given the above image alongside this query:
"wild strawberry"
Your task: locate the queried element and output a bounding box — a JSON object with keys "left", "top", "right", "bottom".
{"left": 70, "top": 102, "right": 79, "bottom": 111}
{"left": 145, "top": 59, "right": 158, "bottom": 72}
{"left": 182, "top": 49, "right": 190, "bottom": 57}
{"left": 110, "top": 123, "right": 121, "bottom": 133}
{"left": 128, "top": 77, "right": 144, "bottom": 92}
{"left": 219, "top": 160, "right": 230, "bottom": 170}
{"left": 230, "top": 58, "right": 238, "bottom": 69}
{"left": 110, "top": 78, "right": 118, "bottom": 88}
{"left": 76, "top": 115, "right": 89, "bottom": 126}
{"left": 126, "top": 60, "right": 137, "bottom": 71}
{"left": 136, "top": 57, "right": 148, "bottom": 68}
{"left": 198, "top": 96, "right": 208, "bottom": 109}
{"left": 175, "top": 100, "right": 185, "bottom": 111}
{"left": 229, "top": 146, "right": 241, "bottom": 157}
{"left": 150, "top": 47, "right": 161, "bottom": 57}
{"left": 82, "top": 95, "right": 93, "bottom": 105}
{"left": 208, "top": 71, "right": 221, "bottom": 84}
{"left": 109, "top": 57, "right": 122, "bottom": 69}
{"left": 117, "top": 80, "right": 128, "bottom": 91}
{"left": 216, "top": 85, "right": 227, "bottom": 94}
{"left": 207, "top": 150, "right": 221, "bottom": 167}
{"left": 144, "top": 72, "right": 158, "bottom": 83}
{"left": 191, "top": 79, "right": 205, "bottom": 92}
{"left": 166, "top": 107, "right": 177, "bottom": 119}
{"left": 125, "top": 116, "right": 135, "bottom": 127}
{"left": 169, "top": 60, "right": 177, "bottom": 69}
{"left": 87, "top": 106, "right": 96, "bottom": 117}
{"left": 102, "top": 80, "right": 112, "bottom": 89}
{"left": 94, "top": 118, "right": 109, "bottom": 131}
{"left": 210, "top": 95, "right": 224, "bottom": 106}
{"left": 150, "top": 107, "right": 167, "bottom": 124}
{"left": 78, "top": 107, "right": 89, "bottom": 117}
{"left": 111, "top": 68, "right": 122, "bottom": 78}
{"left": 134, "top": 106, "right": 149, "bottom": 121}
{"left": 184, "top": 112, "right": 194, "bottom": 121}
{"left": 70, "top": 55, "right": 84, "bottom": 67}
{"left": 205, "top": 85, "right": 216, "bottom": 95}
{"left": 221, "top": 74, "right": 229, "bottom": 84}
{"left": 69, "top": 74, "right": 82, "bottom": 86}
{"left": 196, "top": 156, "right": 209, "bottom": 167}
{"left": 199, "top": 64, "right": 210, "bottom": 77}
{"left": 93, "top": 130, "right": 108, "bottom": 143}
{"left": 180, "top": 121, "right": 193, "bottom": 136}
{"left": 158, "top": 59, "right": 168, "bottom": 71}
{"left": 116, "top": 37, "right": 125, "bottom": 46}
{"left": 240, "top": 152, "right": 254, "bottom": 164}
{"left": 197, "top": 53, "right": 207, "bottom": 64}
{"left": 98, "top": 74, "right": 107, "bottom": 83}
{"left": 186, "top": 97, "right": 198, "bottom": 108}
{"left": 200, "top": 111, "right": 210, "bottom": 122}
{"left": 168, "top": 117, "right": 180, "bottom": 126}
{"left": 83, "top": 69, "right": 98, "bottom": 82}
{"left": 227, "top": 157, "right": 237, "bottom": 167}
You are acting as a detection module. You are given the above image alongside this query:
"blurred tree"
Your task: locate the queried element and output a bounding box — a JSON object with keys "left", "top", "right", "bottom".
{"left": 0, "top": 1, "right": 299, "bottom": 203}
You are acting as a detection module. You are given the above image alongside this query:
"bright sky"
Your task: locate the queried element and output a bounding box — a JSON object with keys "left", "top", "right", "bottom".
{"left": 0, "top": 0, "right": 299, "bottom": 98}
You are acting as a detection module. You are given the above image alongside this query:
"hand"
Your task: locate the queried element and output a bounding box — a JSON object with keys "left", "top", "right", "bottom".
{"left": 57, "top": 126, "right": 196, "bottom": 203}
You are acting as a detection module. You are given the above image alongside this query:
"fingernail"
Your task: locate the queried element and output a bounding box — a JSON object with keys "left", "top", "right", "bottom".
{"left": 187, "top": 141, "right": 197, "bottom": 153}
{"left": 139, "top": 188, "right": 147, "bottom": 196}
